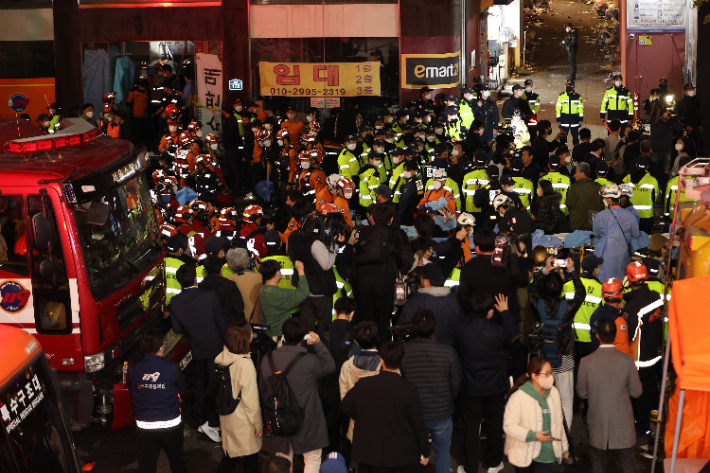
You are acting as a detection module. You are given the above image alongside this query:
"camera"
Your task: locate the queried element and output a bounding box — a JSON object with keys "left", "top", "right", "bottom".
{"left": 389, "top": 323, "right": 414, "bottom": 342}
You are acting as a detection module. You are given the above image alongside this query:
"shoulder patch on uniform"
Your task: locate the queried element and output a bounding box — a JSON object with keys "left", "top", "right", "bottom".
{"left": 620, "top": 324, "right": 626, "bottom": 331}
{"left": 289, "top": 221, "right": 296, "bottom": 228}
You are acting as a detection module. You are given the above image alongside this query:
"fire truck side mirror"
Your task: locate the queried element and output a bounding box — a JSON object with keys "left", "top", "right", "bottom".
{"left": 34, "top": 255, "right": 59, "bottom": 279}
{"left": 86, "top": 201, "right": 111, "bottom": 227}
{"left": 31, "top": 213, "right": 56, "bottom": 251}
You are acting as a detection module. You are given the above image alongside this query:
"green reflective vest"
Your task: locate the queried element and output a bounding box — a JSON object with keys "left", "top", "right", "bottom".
{"left": 358, "top": 166, "right": 380, "bottom": 207}
{"left": 556, "top": 92, "right": 584, "bottom": 122}
{"left": 522, "top": 91, "right": 541, "bottom": 113}
{"left": 165, "top": 256, "right": 185, "bottom": 305}
{"left": 196, "top": 263, "right": 234, "bottom": 284}
{"left": 595, "top": 177, "right": 614, "bottom": 188}
{"left": 622, "top": 172, "right": 658, "bottom": 219}
{"left": 424, "top": 177, "right": 461, "bottom": 212}
{"left": 563, "top": 276, "right": 602, "bottom": 342}
{"left": 463, "top": 169, "right": 490, "bottom": 213}
{"left": 390, "top": 162, "right": 406, "bottom": 203}
{"left": 665, "top": 176, "right": 693, "bottom": 215}
{"left": 445, "top": 267, "right": 461, "bottom": 288}
{"left": 359, "top": 143, "right": 371, "bottom": 168}
{"left": 459, "top": 100, "right": 475, "bottom": 131}
{"left": 539, "top": 172, "right": 571, "bottom": 215}
{"left": 332, "top": 266, "right": 352, "bottom": 320}
{"left": 338, "top": 148, "right": 360, "bottom": 180}
{"left": 512, "top": 176, "right": 534, "bottom": 212}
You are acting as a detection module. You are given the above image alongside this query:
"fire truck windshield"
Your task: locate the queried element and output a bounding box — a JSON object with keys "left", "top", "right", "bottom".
{"left": 73, "top": 173, "right": 157, "bottom": 300}
{"left": 0, "top": 353, "right": 78, "bottom": 472}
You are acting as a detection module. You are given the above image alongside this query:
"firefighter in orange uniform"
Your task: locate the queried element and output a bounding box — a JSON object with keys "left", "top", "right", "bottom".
{"left": 174, "top": 131, "right": 195, "bottom": 187}
{"left": 280, "top": 106, "right": 305, "bottom": 142}
{"left": 159, "top": 114, "right": 181, "bottom": 154}
{"left": 296, "top": 150, "right": 326, "bottom": 203}
{"left": 316, "top": 174, "right": 340, "bottom": 212}
{"left": 418, "top": 169, "right": 457, "bottom": 215}
{"left": 589, "top": 277, "right": 631, "bottom": 355}
{"left": 276, "top": 130, "right": 299, "bottom": 186}
{"left": 333, "top": 177, "right": 355, "bottom": 228}
{"left": 107, "top": 109, "right": 120, "bottom": 138}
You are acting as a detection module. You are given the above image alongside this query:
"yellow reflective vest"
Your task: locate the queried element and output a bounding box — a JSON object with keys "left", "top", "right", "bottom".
{"left": 512, "top": 176, "right": 534, "bottom": 212}
{"left": 539, "top": 172, "right": 571, "bottom": 215}
{"left": 622, "top": 172, "right": 658, "bottom": 219}
{"left": 564, "top": 276, "right": 602, "bottom": 343}
{"left": 462, "top": 169, "right": 490, "bottom": 213}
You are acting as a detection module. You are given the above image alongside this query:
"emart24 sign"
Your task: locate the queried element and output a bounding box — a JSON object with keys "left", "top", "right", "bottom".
{"left": 401, "top": 51, "right": 461, "bottom": 89}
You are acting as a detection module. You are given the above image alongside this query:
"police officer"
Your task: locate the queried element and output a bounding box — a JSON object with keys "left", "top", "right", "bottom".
{"left": 260, "top": 230, "right": 298, "bottom": 316}
{"left": 622, "top": 261, "right": 664, "bottom": 436}
{"left": 522, "top": 79, "right": 541, "bottom": 141}
{"left": 128, "top": 328, "right": 188, "bottom": 473}
{"left": 556, "top": 80, "right": 584, "bottom": 146}
{"left": 564, "top": 255, "right": 603, "bottom": 363}
{"left": 463, "top": 152, "right": 490, "bottom": 216}
{"left": 416, "top": 86, "right": 435, "bottom": 110}
{"left": 539, "top": 156, "right": 572, "bottom": 215}
{"left": 459, "top": 88, "right": 476, "bottom": 137}
{"left": 502, "top": 85, "right": 532, "bottom": 122}
{"left": 562, "top": 22, "right": 578, "bottom": 80}
{"left": 622, "top": 155, "right": 658, "bottom": 233}
{"left": 165, "top": 235, "right": 186, "bottom": 308}
{"left": 594, "top": 161, "right": 614, "bottom": 187}
{"left": 600, "top": 74, "right": 634, "bottom": 136}
{"left": 510, "top": 158, "right": 535, "bottom": 213}
{"left": 338, "top": 133, "right": 360, "bottom": 181}
{"left": 474, "top": 166, "right": 503, "bottom": 228}
{"left": 358, "top": 151, "right": 383, "bottom": 208}
{"left": 665, "top": 155, "right": 693, "bottom": 216}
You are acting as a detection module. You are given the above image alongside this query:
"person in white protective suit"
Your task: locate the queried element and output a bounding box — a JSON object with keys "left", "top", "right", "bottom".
{"left": 593, "top": 184, "right": 640, "bottom": 282}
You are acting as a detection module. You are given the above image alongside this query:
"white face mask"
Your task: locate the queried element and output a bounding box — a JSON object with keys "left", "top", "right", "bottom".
{"left": 435, "top": 128, "right": 444, "bottom": 135}
{"left": 301, "top": 161, "right": 311, "bottom": 170}
{"left": 277, "top": 139, "right": 284, "bottom": 147}
{"left": 427, "top": 136, "right": 436, "bottom": 142}
{"left": 235, "top": 106, "right": 243, "bottom": 113}
{"left": 393, "top": 156, "right": 404, "bottom": 165}
{"left": 512, "top": 116, "right": 520, "bottom": 122}
{"left": 375, "top": 147, "right": 385, "bottom": 153}
{"left": 86, "top": 111, "right": 94, "bottom": 119}
{"left": 464, "top": 94, "right": 473, "bottom": 101}
{"left": 614, "top": 81, "right": 622, "bottom": 87}
{"left": 346, "top": 143, "right": 357, "bottom": 151}
{"left": 425, "top": 116, "right": 432, "bottom": 123}
{"left": 265, "top": 124, "right": 273, "bottom": 130}
{"left": 42, "top": 122, "right": 50, "bottom": 128}
{"left": 196, "top": 129, "right": 203, "bottom": 138}
{"left": 675, "top": 143, "right": 684, "bottom": 151}
{"left": 210, "top": 143, "right": 219, "bottom": 150}
{"left": 386, "top": 138, "right": 394, "bottom": 144}
{"left": 525, "top": 87, "right": 532, "bottom": 93}
{"left": 451, "top": 149, "right": 460, "bottom": 157}
{"left": 433, "top": 181, "right": 443, "bottom": 190}
{"left": 375, "top": 125, "right": 384, "bottom": 130}
{"left": 536, "top": 373, "right": 555, "bottom": 390}
{"left": 386, "top": 117, "right": 394, "bottom": 124}
{"left": 307, "top": 116, "right": 314, "bottom": 123}
{"left": 425, "top": 93, "right": 432, "bottom": 100}
{"left": 564, "top": 155, "right": 572, "bottom": 164}
{"left": 169, "top": 125, "right": 178, "bottom": 134}
{"left": 483, "top": 91, "right": 490, "bottom": 98}
{"left": 344, "top": 190, "right": 353, "bottom": 199}
{"left": 402, "top": 171, "right": 412, "bottom": 179}
{"left": 372, "top": 159, "right": 382, "bottom": 167}
{"left": 405, "top": 115, "right": 410, "bottom": 121}
{"left": 263, "top": 140, "right": 272, "bottom": 147}
{"left": 287, "top": 114, "right": 296, "bottom": 121}
{"left": 687, "top": 91, "right": 696, "bottom": 97}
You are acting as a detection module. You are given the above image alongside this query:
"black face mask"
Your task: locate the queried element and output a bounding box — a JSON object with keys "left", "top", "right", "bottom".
{"left": 566, "top": 86, "right": 574, "bottom": 93}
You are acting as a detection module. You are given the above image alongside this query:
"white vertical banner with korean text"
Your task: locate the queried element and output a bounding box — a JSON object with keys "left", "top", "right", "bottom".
{"left": 195, "top": 53, "right": 223, "bottom": 138}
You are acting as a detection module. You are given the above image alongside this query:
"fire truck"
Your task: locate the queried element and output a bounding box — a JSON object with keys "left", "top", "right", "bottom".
{"left": 0, "top": 324, "right": 81, "bottom": 472}
{"left": 0, "top": 117, "right": 189, "bottom": 430}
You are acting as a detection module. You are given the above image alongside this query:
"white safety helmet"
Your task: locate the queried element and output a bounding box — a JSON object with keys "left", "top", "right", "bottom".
{"left": 599, "top": 184, "right": 622, "bottom": 199}
{"left": 433, "top": 168, "right": 448, "bottom": 181}
{"left": 458, "top": 212, "right": 476, "bottom": 227}
{"left": 493, "top": 194, "right": 512, "bottom": 212}
{"left": 619, "top": 183, "right": 634, "bottom": 197}
{"left": 327, "top": 173, "right": 341, "bottom": 189}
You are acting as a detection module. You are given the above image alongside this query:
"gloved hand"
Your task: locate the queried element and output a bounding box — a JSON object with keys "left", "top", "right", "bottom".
{"left": 419, "top": 204, "right": 428, "bottom": 212}
{"left": 579, "top": 121, "right": 584, "bottom": 126}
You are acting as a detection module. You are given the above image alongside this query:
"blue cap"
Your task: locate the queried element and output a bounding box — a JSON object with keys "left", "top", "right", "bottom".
{"left": 320, "top": 452, "right": 348, "bottom": 473}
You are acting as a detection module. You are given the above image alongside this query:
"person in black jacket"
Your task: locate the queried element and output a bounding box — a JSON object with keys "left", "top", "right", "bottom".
{"left": 341, "top": 341, "right": 430, "bottom": 473}
{"left": 222, "top": 105, "right": 244, "bottom": 191}
{"left": 457, "top": 229, "right": 529, "bottom": 320}
{"left": 473, "top": 87, "right": 500, "bottom": 143}
{"left": 170, "top": 264, "right": 227, "bottom": 443}
{"left": 401, "top": 309, "right": 461, "bottom": 473}
{"left": 528, "top": 256, "right": 585, "bottom": 436}
{"left": 351, "top": 203, "right": 415, "bottom": 336}
{"left": 198, "top": 255, "right": 245, "bottom": 324}
{"left": 502, "top": 85, "right": 532, "bottom": 122}
{"left": 563, "top": 22, "right": 578, "bottom": 80}
{"left": 495, "top": 193, "right": 535, "bottom": 255}
{"left": 398, "top": 263, "right": 463, "bottom": 346}
{"left": 455, "top": 293, "right": 514, "bottom": 473}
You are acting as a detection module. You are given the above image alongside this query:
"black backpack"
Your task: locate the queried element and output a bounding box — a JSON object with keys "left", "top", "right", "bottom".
{"left": 205, "top": 363, "right": 241, "bottom": 416}
{"left": 537, "top": 299, "right": 568, "bottom": 368}
{"left": 354, "top": 225, "right": 392, "bottom": 266}
{"left": 261, "top": 352, "right": 307, "bottom": 437}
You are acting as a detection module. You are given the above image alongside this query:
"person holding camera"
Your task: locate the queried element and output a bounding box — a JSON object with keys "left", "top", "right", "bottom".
{"left": 398, "top": 263, "right": 463, "bottom": 346}
{"left": 528, "top": 256, "right": 585, "bottom": 442}
{"left": 456, "top": 294, "right": 515, "bottom": 473}
{"left": 351, "top": 203, "right": 414, "bottom": 336}
{"left": 493, "top": 194, "right": 534, "bottom": 255}
{"left": 401, "top": 309, "right": 462, "bottom": 473}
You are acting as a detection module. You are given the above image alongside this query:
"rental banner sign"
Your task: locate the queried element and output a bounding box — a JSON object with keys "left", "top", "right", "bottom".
{"left": 259, "top": 62, "right": 381, "bottom": 98}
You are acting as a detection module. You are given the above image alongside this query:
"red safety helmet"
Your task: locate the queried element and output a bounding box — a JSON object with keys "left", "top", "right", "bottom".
{"left": 276, "top": 129, "right": 289, "bottom": 140}
{"left": 103, "top": 92, "right": 117, "bottom": 103}
{"left": 102, "top": 103, "right": 113, "bottom": 114}
{"left": 301, "top": 132, "right": 317, "bottom": 143}
{"left": 174, "top": 205, "right": 194, "bottom": 224}
{"left": 602, "top": 278, "right": 624, "bottom": 302}
{"left": 187, "top": 120, "right": 202, "bottom": 132}
{"left": 152, "top": 169, "right": 166, "bottom": 184}
{"left": 154, "top": 182, "right": 172, "bottom": 197}
{"left": 164, "top": 104, "right": 179, "bottom": 116}
{"left": 178, "top": 131, "right": 193, "bottom": 147}
{"left": 337, "top": 177, "right": 355, "bottom": 193}
{"left": 204, "top": 133, "right": 218, "bottom": 144}
{"left": 625, "top": 261, "right": 648, "bottom": 283}
{"left": 298, "top": 150, "right": 313, "bottom": 162}
{"left": 154, "top": 62, "right": 165, "bottom": 71}
{"left": 312, "top": 148, "right": 323, "bottom": 164}
{"left": 190, "top": 200, "right": 207, "bottom": 213}
{"left": 195, "top": 154, "right": 217, "bottom": 169}
{"left": 308, "top": 122, "right": 321, "bottom": 134}
{"left": 160, "top": 223, "right": 178, "bottom": 239}
{"left": 219, "top": 207, "right": 239, "bottom": 226}
{"left": 319, "top": 203, "right": 342, "bottom": 216}
{"left": 167, "top": 114, "right": 180, "bottom": 126}
{"left": 243, "top": 204, "right": 264, "bottom": 221}
{"left": 160, "top": 176, "right": 178, "bottom": 190}
{"left": 254, "top": 129, "right": 270, "bottom": 142}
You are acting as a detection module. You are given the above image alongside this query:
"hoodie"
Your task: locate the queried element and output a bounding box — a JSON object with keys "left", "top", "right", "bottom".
{"left": 398, "top": 286, "right": 463, "bottom": 346}
{"left": 339, "top": 351, "right": 382, "bottom": 440}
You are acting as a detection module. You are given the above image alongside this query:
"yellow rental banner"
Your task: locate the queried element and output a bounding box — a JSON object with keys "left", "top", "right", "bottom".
{"left": 259, "top": 61, "right": 381, "bottom": 98}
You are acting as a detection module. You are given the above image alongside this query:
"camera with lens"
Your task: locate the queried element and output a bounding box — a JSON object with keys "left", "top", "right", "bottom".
{"left": 389, "top": 323, "right": 414, "bottom": 342}
{"left": 496, "top": 120, "right": 514, "bottom": 143}
{"left": 491, "top": 218, "right": 529, "bottom": 267}
{"left": 394, "top": 273, "right": 422, "bottom": 306}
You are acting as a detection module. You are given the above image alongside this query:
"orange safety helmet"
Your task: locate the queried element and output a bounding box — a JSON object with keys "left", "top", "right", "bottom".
{"left": 243, "top": 204, "right": 264, "bottom": 221}
{"left": 152, "top": 169, "right": 166, "bottom": 184}
{"left": 204, "top": 133, "right": 218, "bottom": 144}
{"left": 319, "top": 203, "right": 342, "bottom": 215}
{"left": 190, "top": 200, "right": 207, "bottom": 213}
{"left": 194, "top": 154, "right": 216, "bottom": 169}
{"left": 160, "top": 175, "right": 178, "bottom": 189}
{"left": 255, "top": 129, "right": 270, "bottom": 142}
{"left": 602, "top": 278, "right": 624, "bottom": 302}
{"left": 219, "top": 207, "right": 239, "bottom": 226}
{"left": 102, "top": 103, "right": 113, "bottom": 114}
{"left": 164, "top": 104, "right": 179, "bottom": 116}
{"left": 186, "top": 120, "right": 202, "bottom": 132}
{"left": 103, "top": 92, "right": 117, "bottom": 103}
{"left": 178, "top": 131, "right": 193, "bottom": 147}
{"left": 160, "top": 224, "right": 178, "bottom": 239}
{"left": 174, "top": 205, "right": 194, "bottom": 224}
{"left": 167, "top": 114, "right": 180, "bottom": 126}
{"left": 276, "top": 129, "right": 289, "bottom": 141}
{"left": 625, "top": 261, "right": 648, "bottom": 283}
{"left": 298, "top": 150, "right": 313, "bottom": 162}
{"left": 308, "top": 122, "right": 321, "bottom": 134}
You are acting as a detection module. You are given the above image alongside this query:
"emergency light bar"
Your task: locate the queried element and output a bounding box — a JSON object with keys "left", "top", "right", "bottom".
{"left": 4, "top": 118, "right": 103, "bottom": 155}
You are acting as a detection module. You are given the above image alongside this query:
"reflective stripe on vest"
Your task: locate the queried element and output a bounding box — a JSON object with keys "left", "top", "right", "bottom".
{"left": 635, "top": 356, "right": 662, "bottom": 368}
{"left": 638, "top": 298, "right": 664, "bottom": 317}
{"left": 572, "top": 323, "right": 591, "bottom": 331}
{"left": 136, "top": 416, "right": 181, "bottom": 430}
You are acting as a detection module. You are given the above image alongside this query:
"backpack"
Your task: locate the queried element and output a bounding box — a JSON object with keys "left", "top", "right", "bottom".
{"left": 205, "top": 363, "right": 241, "bottom": 416}
{"left": 354, "top": 225, "right": 392, "bottom": 266}
{"left": 261, "top": 352, "right": 307, "bottom": 437}
{"left": 537, "top": 299, "right": 568, "bottom": 368}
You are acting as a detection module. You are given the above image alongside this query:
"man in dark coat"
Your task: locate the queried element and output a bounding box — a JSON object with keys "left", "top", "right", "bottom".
{"left": 197, "top": 255, "right": 245, "bottom": 324}
{"left": 566, "top": 162, "right": 604, "bottom": 231}
{"left": 455, "top": 293, "right": 515, "bottom": 473}
{"left": 398, "top": 263, "right": 463, "bottom": 346}
{"left": 341, "top": 341, "right": 430, "bottom": 473}
{"left": 170, "top": 264, "right": 227, "bottom": 442}
{"left": 401, "top": 309, "right": 461, "bottom": 473}
{"left": 259, "top": 318, "right": 335, "bottom": 470}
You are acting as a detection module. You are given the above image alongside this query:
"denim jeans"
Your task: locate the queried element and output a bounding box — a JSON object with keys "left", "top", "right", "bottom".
{"left": 425, "top": 417, "right": 453, "bottom": 473}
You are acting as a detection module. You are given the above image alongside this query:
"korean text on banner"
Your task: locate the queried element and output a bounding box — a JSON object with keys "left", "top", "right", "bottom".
{"left": 195, "top": 53, "right": 223, "bottom": 137}
{"left": 626, "top": 0, "right": 685, "bottom": 32}
{"left": 259, "top": 62, "right": 380, "bottom": 98}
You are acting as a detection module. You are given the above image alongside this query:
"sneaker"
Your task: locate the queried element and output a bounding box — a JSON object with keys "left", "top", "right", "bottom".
{"left": 487, "top": 463, "right": 504, "bottom": 473}
{"left": 198, "top": 421, "right": 222, "bottom": 443}
{"left": 456, "top": 466, "right": 466, "bottom": 473}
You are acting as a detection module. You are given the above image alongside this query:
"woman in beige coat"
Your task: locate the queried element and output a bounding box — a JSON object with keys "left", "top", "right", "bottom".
{"left": 215, "top": 322, "right": 263, "bottom": 473}
{"left": 503, "top": 357, "right": 569, "bottom": 473}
